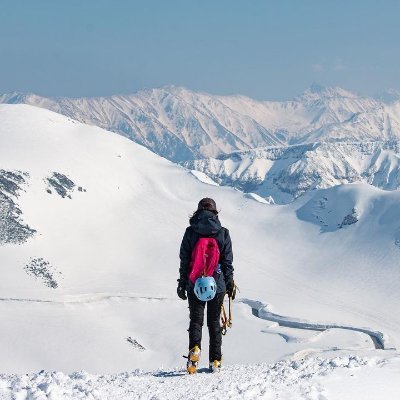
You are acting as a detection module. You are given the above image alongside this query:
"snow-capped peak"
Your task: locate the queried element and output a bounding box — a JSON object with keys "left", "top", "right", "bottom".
{"left": 298, "top": 83, "right": 360, "bottom": 102}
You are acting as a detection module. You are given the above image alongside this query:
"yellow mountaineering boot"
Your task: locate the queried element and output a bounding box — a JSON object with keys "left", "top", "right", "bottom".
{"left": 187, "top": 345, "right": 201, "bottom": 374}
{"left": 209, "top": 360, "right": 222, "bottom": 373}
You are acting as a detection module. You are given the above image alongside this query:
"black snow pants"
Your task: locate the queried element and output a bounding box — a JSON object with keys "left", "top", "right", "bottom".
{"left": 188, "top": 289, "right": 225, "bottom": 362}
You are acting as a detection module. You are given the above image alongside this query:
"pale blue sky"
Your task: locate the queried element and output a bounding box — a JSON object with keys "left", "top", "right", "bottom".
{"left": 0, "top": 0, "right": 399, "bottom": 100}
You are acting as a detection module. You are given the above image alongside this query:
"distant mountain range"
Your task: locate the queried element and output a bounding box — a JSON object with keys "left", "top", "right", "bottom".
{"left": 184, "top": 140, "right": 400, "bottom": 203}
{"left": 2, "top": 84, "right": 400, "bottom": 203}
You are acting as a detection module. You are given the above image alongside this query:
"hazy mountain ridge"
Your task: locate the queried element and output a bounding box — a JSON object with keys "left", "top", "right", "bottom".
{"left": 2, "top": 85, "right": 400, "bottom": 162}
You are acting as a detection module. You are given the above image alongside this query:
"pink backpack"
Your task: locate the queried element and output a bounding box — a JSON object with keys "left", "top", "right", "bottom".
{"left": 189, "top": 238, "right": 220, "bottom": 284}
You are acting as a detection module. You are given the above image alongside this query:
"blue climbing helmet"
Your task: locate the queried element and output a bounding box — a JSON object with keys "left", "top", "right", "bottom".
{"left": 194, "top": 276, "right": 217, "bottom": 301}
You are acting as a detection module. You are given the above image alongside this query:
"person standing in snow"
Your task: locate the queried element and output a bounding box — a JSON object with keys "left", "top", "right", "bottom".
{"left": 177, "top": 198, "right": 235, "bottom": 373}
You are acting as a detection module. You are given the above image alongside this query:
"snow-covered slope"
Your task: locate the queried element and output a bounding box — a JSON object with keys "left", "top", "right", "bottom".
{"left": 2, "top": 85, "right": 400, "bottom": 162}
{"left": 0, "top": 104, "right": 399, "bottom": 397}
{"left": 184, "top": 140, "right": 400, "bottom": 204}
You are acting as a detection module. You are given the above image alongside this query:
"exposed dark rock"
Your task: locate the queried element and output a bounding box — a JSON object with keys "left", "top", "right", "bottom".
{"left": 126, "top": 337, "right": 146, "bottom": 351}
{"left": 0, "top": 169, "right": 27, "bottom": 196}
{"left": 339, "top": 208, "right": 359, "bottom": 228}
{"left": 24, "top": 257, "right": 61, "bottom": 289}
{"left": 46, "top": 172, "right": 86, "bottom": 198}
{"left": 47, "top": 172, "right": 75, "bottom": 198}
{"left": 0, "top": 170, "right": 36, "bottom": 245}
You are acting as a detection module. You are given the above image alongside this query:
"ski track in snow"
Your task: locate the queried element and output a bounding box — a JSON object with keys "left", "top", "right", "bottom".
{"left": 0, "top": 294, "right": 170, "bottom": 304}
{"left": 239, "top": 299, "right": 393, "bottom": 351}
{"left": 0, "top": 356, "right": 385, "bottom": 400}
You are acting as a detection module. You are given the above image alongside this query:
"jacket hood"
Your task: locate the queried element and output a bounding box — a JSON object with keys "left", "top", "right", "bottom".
{"left": 189, "top": 210, "right": 222, "bottom": 236}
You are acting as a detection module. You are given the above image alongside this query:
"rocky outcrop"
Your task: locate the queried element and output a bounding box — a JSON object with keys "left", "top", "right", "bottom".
{"left": 0, "top": 170, "right": 36, "bottom": 245}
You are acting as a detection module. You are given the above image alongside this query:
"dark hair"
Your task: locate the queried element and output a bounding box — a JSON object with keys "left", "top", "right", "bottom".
{"left": 190, "top": 198, "right": 219, "bottom": 219}
{"left": 198, "top": 198, "right": 217, "bottom": 211}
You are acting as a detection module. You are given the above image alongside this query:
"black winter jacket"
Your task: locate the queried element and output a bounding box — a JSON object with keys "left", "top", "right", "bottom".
{"left": 179, "top": 210, "right": 234, "bottom": 293}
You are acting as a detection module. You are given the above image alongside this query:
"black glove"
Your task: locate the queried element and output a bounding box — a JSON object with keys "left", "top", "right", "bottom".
{"left": 226, "top": 279, "right": 236, "bottom": 300}
{"left": 177, "top": 279, "right": 187, "bottom": 300}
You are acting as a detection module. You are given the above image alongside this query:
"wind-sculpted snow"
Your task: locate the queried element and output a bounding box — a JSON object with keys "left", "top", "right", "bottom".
{"left": 0, "top": 356, "right": 393, "bottom": 400}
{"left": 185, "top": 140, "right": 400, "bottom": 203}
{"left": 241, "top": 299, "right": 392, "bottom": 350}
